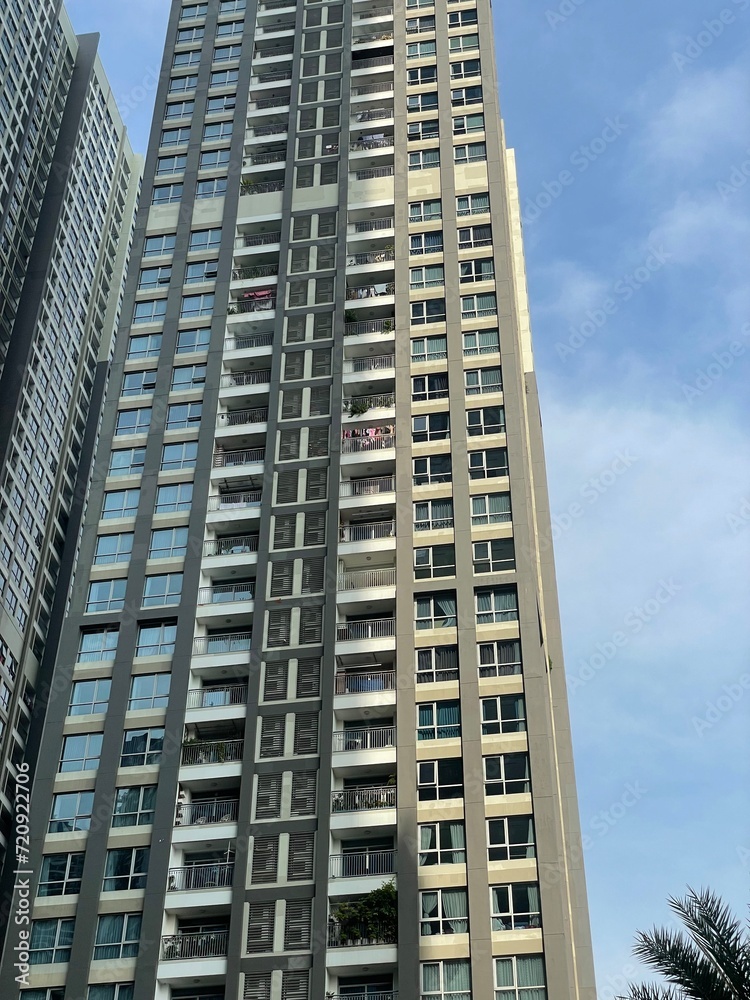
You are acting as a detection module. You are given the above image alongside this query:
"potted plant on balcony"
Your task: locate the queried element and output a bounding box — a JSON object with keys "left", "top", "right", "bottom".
{"left": 240, "top": 179, "right": 255, "bottom": 195}
{"left": 333, "top": 880, "right": 398, "bottom": 945}
{"left": 346, "top": 397, "right": 371, "bottom": 417}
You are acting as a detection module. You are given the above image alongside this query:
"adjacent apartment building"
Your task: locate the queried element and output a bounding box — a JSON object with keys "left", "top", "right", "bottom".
{"left": 0, "top": 0, "right": 140, "bottom": 879}
{"left": 1, "top": 1, "right": 596, "bottom": 999}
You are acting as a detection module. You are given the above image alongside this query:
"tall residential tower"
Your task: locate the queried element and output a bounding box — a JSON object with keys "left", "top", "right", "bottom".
{"left": 0, "top": 0, "right": 140, "bottom": 879}
{"left": 2, "top": 1, "right": 596, "bottom": 999}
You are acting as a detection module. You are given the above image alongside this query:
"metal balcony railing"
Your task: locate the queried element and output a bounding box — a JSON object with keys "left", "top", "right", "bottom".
{"left": 326, "top": 994, "right": 397, "bottom": 1000}
{"left": 351, "top": 107, "right": 393, "bottom": 123}
{"left": 351, "top": 54, "right": 394, "bottom": 69}
{"left": 354, "top": 31, "right": 395, "bottom": 44}
{"left": 351, "top": 81, "right": 394, "bottom": 96}
{"left": 337, "top": 567, "right": 396, "bottom": 589}
{"left": 167, "top": 862, "right": 234, "bottom": 891}
{"left": 349, "top": 137, "right": 394, "bottom": 152}
{"left": 245, "top": 122, "right": 288, "bottom": 138}
{"left": 346, "top": 283, "right": 395, "bottom": 299}
{"left": 180, "top": 740, "right": 244, "bottom": 766}
{"left": 341, "top": 435, "right": 395, "bottom": 454}
{"left": 207, "top": 491, "right": 262, "bottom": 511}
{"left": 239, "top": 179, "right": 284, "bottom": 195}
{"left": 245, "top": 150, "right": 286, "bottom": 166}
{"left": 332, "top": 727, "right": 395, "bottom": 751}
{"left": 175, "top": 799, "right": 240, "bottom": 826}
{"left": 248, "top": 96, "right": 290, "bottom": 110}
{"left": 343, "top": 355, "right": 395, "bottom": 374}
{"left": 347, "top": 250, "right": 395, "bottom": 266}
{"left": 220, "top": 370, "right": 272, "bottom": 388}
{"left": 331, "top": 786, "right": 396, "bottom": 813}
{"left": 186, "top": 685, "right": 249, "bottom": 709}
{"left": 232, "top": 263, "right": 279, "bottom": 280}
{"left": 336, "top": 619, "right": 395, "bottom": 641}
{"left": 335, "top": 669, "right": 396, "bottom": 694}
{"left": 339, "top": 520, "right": 395, "bottom": 541}
{"left": 192, "top": 632, "right": 253, "bottom": 655}
{"left": 354, "top": 4, "right": 394, "bottom": 16}
{"left": 212, "top": 448, "right": 266, "bottom": 468}
{"left": 250, "top": 70, "right": 293, "bottom": 84}
{"left": 340, "top": 476, "right": 395, "bottom": 497}
{"left": 328, "top": 919, "right": 396, "bottom": 947}
{"left": 344, "top": 318, "right": 395, "bottom": 337}
{"left": 161, "top": 930, "right": 229, "bottom": 960}
{"left": 197, "top": 582, "right": 255, "bottom": 604}
{"left": 203, "top": 535, "right": 259, "bottom": 556}
{"left": 253, "top": 43, "right": 295, "bottom": 57}
{"left": 217, "top": 407, "right": 269, "bottom": 428}
{"left": 343, "top": 393, "right": 395, "bottom": 411}
{"left": 258, "top": 0, "right": 296, "bottom": 9}
{"left": 352, "top": 165, "right": 395, "bottom": 181}
{"left": 329, "top": 850, "right": 396, "bottom": 879}
{"left": 235, "top": 231, "right": 281, "bottom": 248}
{"left": 255, "top": 20, "right": 296, "bottom": 32}
{"left": 227, "top": 298, "right": 276, "bottom": 314}
{"left": 349, "top": 217, "right": 394, "bottom": 233}
{"left": 224, "top": 332, "right": 274, "bottom": 351}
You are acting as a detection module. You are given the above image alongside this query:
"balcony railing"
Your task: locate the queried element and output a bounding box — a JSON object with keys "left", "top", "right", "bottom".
{"left": 354, "top": 4, "right": 394, "bottom": 16}
{"left": 175, "top": 798, "right": 240, "bottom": 826}
{"left": 167, "top": 862, "right": 234, "bottom": 891}
{"left": 338, "top": 567, "right": 395, "bottom": 590}
{"left": 203, "top": 535, "right": 259, "bottom": 556}
{"left": 349, "top": 217, "right": 394, "bottom": 233}
{"left": 328, "top": 920, "right": 396, "bottom": 947}
{"left": 351, "top": 107, "right": 393, "bottom": 124}
{"left": 339, "top": 520, "right": 395, "bottom": 541}
{"left": 336, "top": 619, "right": 395, "bottom": 641}
{"left": 255, "top": 19, "right": 296, "bottom": 32}
{"left": 343, "top": 355, "right": 395, "bottom": 374}
{"left": 217, "top": 407, "right": 269, "bottom": 428}
{"left": 351, "top": 81, "right": 394, "bottom": 96}
{"left": 186, "top": 685, "right": 249, "bottom": 709}
{"left": 331, "top": 786, "right": 396, "bottom": 813}
{"left": 346, "top": 283, "right": 394, "bottom": 300}
{"left": 250, "top": 70, "right": 293, "bottom": 84}
{"left": 228, "top": 297, "right": 277, "bottom": 315}
{"left": 248, "top": 96, "right": 290, "bottom": 110}
{"left": 354, "top": 31, "right": 395, "bottom": 44}
{"left": 258, "top": 0, "right": 296, "bottom": 9}
{"left": 224, "top": 332, "right": 274, "bottom": 351}
{"left": 352, "top": 54, "right": 394, "bottom": 69}
{"left": 344, "top": 318, "right": 394, "bottom": 337}
{"left": 245, "top": 122, "right": 288, "bottom": 138}
{"left": 220, "top": 370, "right": 272, "bottom": 388}
{"left": 341, "top": 435, "right": 395, "bottom": 454}
{"left": 212, "top": 448, "right": 266, "bottom": 468}
{"left": 326, "top": 994, "right": 397, "bottom": 1000}
{"left": 239, "top": 179, "right": 284, "bottom": 194}
{"left": 207, "top": 491, "right": 262, "bottom": 511}
{"left": 330, "top": 851, "right": 396, "bottom": 881}
{"left": 192, "top": 632, "right": 253, "bottom": 655}
{"left": 245, "top": 150, "right": 286, "bottom": 166}
{"left": 161, "top": 930, "right": 229, "bottom": 960}
{"left": 332, "top": 727, "right": 395, "bottom": 751}
{"left": 235, "top": 231, "right": 281, "bottom": 248}
{"left": 343, "top": 394, "right": 395, "bottom": 412}
{"left": 347, "top": 250, "right": 395, "bottom": 266}
{"left": 253, "top": 43, "right": 295, "bottom": 57}
{"left": 335, "top": 669, "right": 396, "bottom": 694}
{"left": 352, "top": 165, "right": 395, "bottom": 181}
{"left": 349, "top": 137, "right": 394, "bottom": 152}
{"left": 340, "top": 476, "right": 395, "bottom": 497}
{"left": 197, "top": 582, "right": 255, "bottom": 605}
{"left": 181, "top": 740, "right": 245, "bottom": 766}
{"left": 232, "top": 263, "right": 279, "bottom": 280}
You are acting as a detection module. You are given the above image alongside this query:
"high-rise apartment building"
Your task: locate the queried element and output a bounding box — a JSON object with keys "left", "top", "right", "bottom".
{"left": 0, "top": 1, "right": 140, "bottom": 879}
{"left": 1, "top": 1, "right": 596, "bottom": 999}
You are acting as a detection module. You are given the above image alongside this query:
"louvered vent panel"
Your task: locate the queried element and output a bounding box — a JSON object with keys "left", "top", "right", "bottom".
{"left": 287, "top": 832, "right": 315, "bottom": 881}
{"left": 247, "top": 902, "right": 275, "bottom": 952}
{"left": 307, "top": 426, "right": 329, "bottom": 457}
{"left": 259, "top": 716, "right": 285, "bottom": 758}
{"left": 281, "top": 388, "right": 303, "bottom": 418}
{"left": 284, "top": 898, "right": 312, "bottom": 950}
{"left": 279, "top": 429, "right": 300, "bottom": 460}
{"left": 281, "top": 971, "right": 310, "bottom": 1000}
{"left": 276, "top": 470, "right": 299, "bottom": 504}
{"left": 303, "top": 512, "right": 326, "bottom": 546}
{"left": 290, "top": 771, "right": 317, "bottom": 816}
{"left": 251, "top": 835, "right": 279, "bottom": 883}
{"left": 270, "top": 561, "right": 294, "bottom": 597}
{"left": 308, "top": 386, "right": 330, "bottom": 416}
{"left": 244, "top": 973, "right": 272, "bottom": 1000}
{"left": 299, "top": 606, "right": 323, "bottom": 644}
{"left": 267, "top": 609, "right": 291, "bottom": 647}
{"left": 284, "top": 352, "right": 305, "bottom": 380}
{"left": 293, "top": 713, "right": 319, "bottom": 755}
{"left": 311, "top": 349, "right": 331, "bottom": 377}
{"left": 296, "top": 657, "right": 321, "bottom": 698}
{"left": 301, "top": 557, "right": 324, "bottom": 595}
{"left": 255, "top": 774, "right": 282, "bottom": 819}
{"left": 263, "top": 660, "right": 289, "bottom": 700}
{"left": 273, "top": 514, "right": 297, "bottom": 549}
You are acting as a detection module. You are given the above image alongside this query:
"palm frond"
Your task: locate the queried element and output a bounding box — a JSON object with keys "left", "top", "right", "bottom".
{"left": 622, "top": 983, "right": 682, "bottom": 1000}
{"left": 669, "top": 888, "right": 750, "bottom": 1000}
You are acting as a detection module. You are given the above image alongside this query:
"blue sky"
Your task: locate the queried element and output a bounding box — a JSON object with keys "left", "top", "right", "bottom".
{"left": 67, "top": 0, "right": 750, "bottom": 992}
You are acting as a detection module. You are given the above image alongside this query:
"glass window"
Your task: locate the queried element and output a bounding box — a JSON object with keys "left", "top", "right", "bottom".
{"left": 115, "top": 408, "right": 151, "bottom": 436}
{"left": 411, "top": 335, "right": 447, "bottom": 362}
{"left": 77, "top": 627, "right": 119, "bottom": 662}
{"left": 473, "top": 537, "right": 515, "bottom": 573}
{"left": 418, "top": 758, "right": 463, "bottom": 800}
{"left": 69, "top": 678, "right": 111, "bottom": 716}
{"left": 49, "top": 791, "right": 94, "bottom": 833}
{"left": 411, "top": 299, "right": 446, "bottom": 325}
{"left": 108, "top": 447, "right": 146, "bottom": 478}
{"left": 418, "top": 821, "right": 466, "bottom": 865}
{"left": 143, "top": 234, "right": 176, "bottom": 258}
{"left": 121, "top": 369, "right": 157, "bottom": 396}
{"left": 421, "top": 960, "right": 472, "bottom": 1000}
{"left": 409, "top": 231, "right": 443, "bottom": 255}
{"left": 135, "top": 622, "right": 178, "bottom": 658}
{"left": 468, "top": 447, "right": 508, "bottom": 480}
{"left": 171, "top": 363, "right": 207, "bottom": 390}
{"left": 417, "top": 700, "right": 461, "bottom": 739}
{"left": 59, "top": 733, "right": 103, "bottom": 772}
{"left": 409, "top": 198, "right": 442, "bottom": 222}
{"left": 494, "top": 956, "right": 546, "bottom": 1000}
{"left": 408, "top": 148, "right": 440, "bottom": 171}
{"left": 29, "top": 918, "right": 75, "bottom": 964}
{"left": 133, "top": 299, "right": 167, "bottom": 325}
{"left": 127, "top": 334, "right": 162, "bottom": 359}
{"left": 484, "top": 752, "right": 530, "bottom": 795}
{"left": 93, "top": 913, "right": 141, "bottom": 960}
{"left": 416, "top": 645, "right": 459, "bottom": 683}
{"left": 128, "top": 673, "right": 171, "bottom": 711}
{"left": 86, "top": 578, "right": 127, "bottom": 613}
{"left": 475, "top": 585, "right": 518, "bottom": 623}
{"left": 142, "top": 573, "right": 183, "bottom": 607}
{"left": 176, "top": 327, "right": 211, "bottom": 354}
{"left": 410, "top": 264, "right": 444, "bottom": 288}
{"left": 160, "top": 441, "right": 198, "bottom": 471}
{"left": 490, "top": 883, "right": 541, "bottom": 930}
{"left": 463, "top": 328, "right": 499, "bottom": 355}
{"left": 38, "top": 853, "right": 85, "bottom": 896}
{"left": 488, "top": 816, "right": 535, "bottom": 861}
{"left": 121, "top": 728, "right": 165, "bottom": 767}
{"left": 94, "top": 533, "right": 134, "bottom": 565}
{"left": 414, "top": 591, "right": 456, "bottom": 629}
{"left": 149, "top": 526, "right": 189, "bottom": 559}
{"left": 478, "top": 639, "right": 522, "bottom": 677}
{"left": 101, "top": 488, "right": 140, "bottom": 519}
{"left": 112, "top": 786, "right": 157, "bottom": 827}
{"left": 412, "top": 373, "right": 448, "bottom": 402}
{"left": 103, "top": 848, "right": 150, "bottom": 891}
{"left": 166, "top": 401, "right": 202, "bottom": 430}
{"left": 481, "top": 694, "right": 525, "bottom": 734}
{"left": 151, "top": 183, "right": 183, "bottom": 205}
{"left": 155, "top": 482, "right": 193, "bottom": 513}
{"left": 420, "top": 888, "right": 468, "bottom": 934}
{"left": 413, "top": 454, "right": 452, "bottom": 486}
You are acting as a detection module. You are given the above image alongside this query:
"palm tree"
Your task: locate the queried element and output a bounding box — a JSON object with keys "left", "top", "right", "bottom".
{"left": 623, "top": 887, "right": 750, "bottom": 1000}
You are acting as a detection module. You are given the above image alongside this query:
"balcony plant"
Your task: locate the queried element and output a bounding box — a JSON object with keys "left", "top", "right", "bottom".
{"left": 346, "top": 397, "right": 371, "bottom": 417}
{"left": 333, "top": 880, "right": 398, "bottom": 945}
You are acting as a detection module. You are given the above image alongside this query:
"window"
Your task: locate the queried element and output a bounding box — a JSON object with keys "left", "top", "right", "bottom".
{"left": 49, "top": 791, "right": 94, "bottom": 833}
{"left": 467, "top": 406, "right": 505, "bottom": 437}
{"left": 450, "top": 58, "right": 481, "bottom": 79}
{"left": 142, "top": 573, "right": 183, "bottom": 607}
{"left": 471, "top": 494, "right": 511, "bottom": 528}
{"left": 412, "top": 373, "right": 448, "bottom": 401}
{"left": 207, "top": 93, "right": 237, "bottom": 114}
{"left": 38, "top": 853, "right": 85, "bottom": 896}
{"left": 421, "top": 888, "right": 468, "bottom": 934}
{"left": 449, "top": 33, "right": 479, "bottom": 52}
{"left": 86, "top": 579, "right": 126, "bottom": 613}
{"left": 484, "top": 752, "right": 531, "bottom": 795}
{"left": 185, "top": 260, "right": 218, "bottom": 283}
{"left": 152, "top": 182, "right": 183, "bottom": 205}
{"left": 410, "top": 264, "right": 444, "bottom": 288}
{"left": 409, "top": 198, "right": 441, "bottom": 223}
{"left": 408, "top": 119, "right": 439, "bottom": 141}
{"left": 160, "top": 126, "right": 190, "bottom": 146}
{"left": 135, "top": 622, "right": 177, "bottom": 657}
{"left": 177, "top": 26, "right": 204, "bottom": 43}
{"left": 103, "top": 848, "right": 150, "bottom": 891}
{"left": 411, "top": 335, "right": 447, "bottom": 362}
{"left": 412, "top": 413, "right": 450, "bottom": 444}
{"left": 139, "top": 264, "right": 172, "bottom": 288}
{"left": 473, "top": 537, "right": 515, "bottom": 573}
{"left": 143, "top": 234, "right": 176, "bottom": 258}
{"left": 69, "top": 678, "right": 111, "bottom": 715}
{"left": 121, "top": 727, "right": 165, "bottom": 767}
{"left": 407, "top": 39, "right": 437, "bottom": 58}
{"left": 77, "top": 626, "right": 119, "bottom": 664}
{"left": 419, "top": 821, "right": 466, "bottom": 865}
{"left": 121, "top": 369, "right": 157, "bottom": 396}
{"left": 203, "top": 120, "right": 233, "bottom": 142}
{"left": 415, "top": 591, "right": 456, "bottom": 629}
{"left": 213, "top": 43, "right": 242, "bottom": 62}
{"left": 156, "top": 154, "right": 187, "bottom": 176}
{"left": 176, "top": 327, "right": 211, "bottom": 353}
{"left": 411, "top": 299, "right": 446, "bottom": 325}
{"left": 29, "top": 918, "right": 75, "bottom": 964}
{"left": 416, "top": 645, "right": 459, "bottom": 685}
{"left": 453, "top": 112, "right": 485, "bottom": 135}
{"left": 414, "top": 498, "right": 454, "bottom": 531}
{"left": 409, "top": 148, "right": 440, "bottom": 171}
{"left": 407, "top": 89, "right": 438, "bottom": 112}
{"left": 476, "top": 585, "right": 518, "bottom": 623}
{"left": 161, "top": 441, "right": 198, "bottom": 471}
{"left": 129, "top": 673, "right": 171, "bottom": 711}
{"left": 494, "top": 956, "right": 546, "bottom": 1000}
{"left": 410, "top": 231, "right": 443, "bottom": 255}
{"left": 115, "top": 408, "right": 151, "bottom": 436}
{"left": 418, "top": 700, "right": 461, "bottom": 739}
{"left": 149, "top": 526, "right": 189, "bottom": 559}
{"left": 450, "top": 7, "right": 478, "bottom": 25}
{"left": 166, "top": 401, "right": 202, "bottom": 430}
{"left": 463, "top": 327, "right": 499, "bottom": 355}
{"left": 59, "top": 733, "right": 102, "bottom": 772}
{"left": 211, "top": 68, "right": 240, "bottom": 87}
{"left": 482, "top": 694, "right": 525, "bottom": 735}
{"left": 155, "top": 482, "right": 193, "bottom": 513}
{"left": 422, "top": 961, "right": 472, "bottom": 1000}
{"left": 452, "top": 85, "right": 482, "bottom": 108}
{"left": 413, "top": 454, "right": 452, "bottom": 486}
{"left": 200, "top": 148, "right": 231, "bottom": 169}
{"left": 418, "top": 758, "right": 463, "bottom": 800}
{"left": 455, "top": 141, "right": 487, "bottom": 164}
{"left": 216, "top": 19, "right": 244, "bottom": 37}
{"left": 133, "top": 299, "right": 167, "bottom": 325}
{"left": 491, "top": 883, "right": 541, "bottom": 930}
{"left": 460, "top": 258, "right": 495, "bottom": 284}
{"left": 172, "top": 363, "right": 207, "bottom": 389}
{"left": 479, "top": 639, "right": 522, "bottom": 677}
{"left": 93, "top": 913, "right": 141, "bottom": 960}
{"left": 196, "top": 176, "right": 228, "bottom": 199}
{"left": 169, "top": 73, "right": 198, "bottom": 91}
{"left": 88, "top": 985, "right": 135, "bottom": 1000}
{"left": 488, "top": 816, "right": 535, "bottom": 861}
{"left": 469, "top": 447, "right": 508, "bottom": 479}
{"left": 127, "top": 334, "right": 162, "bottom": 361}
{"left": 189, "top": 227, "right": 222, "bottom": 252}
{"left": 181, "top": 293, "right": 214, "bottom": 318}
{"left": 113, "top": 786, "right": 157, "bottom": 827}
{"left": 407, "top": 13, "right": 436, "bottom": 32}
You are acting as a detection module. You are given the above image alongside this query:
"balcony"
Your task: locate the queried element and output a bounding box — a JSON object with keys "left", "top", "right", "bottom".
{"left": 167, "top": 862, "right": 234, "bottom": 891}
{"left": 347, "top": 251, "right": 395, "bottom": 268}
{"left": 343, "top": 355, "right": 395, "bottom": 376}
{"left": 331, "top": 786, "right": 396, "bottom": 813}
{"left": 220, "top": 370, "right": 272, "bottom": 388}
{"left": 341, "top": 434, "right": 395, "bottom": 455}
{"left": 231, "top": 262, "right": 279, "bottom": 281}
{"left": 248, "top": 94, "right": 290, "bottom": 112}
{"left": 327, "top": 994, "right": 397, "bottom": 1000}
{"left": 351, "top": 54, "right": 394, "bottom": 71}
{"left": 339, "top": 521, "right": 395, "bottom": 542}
{"left": 203, "top": 535, "right": 259, "bottom": 557}
{"left": 330, "top": 850, "right": 396, "bottom": 879}
{"left": 327, "top": 920, "right": 397, "bottom": 947}
{"left": 192, "top": 632, "right": 253, "bottom": 655}
{"left": 350, "top": 164, "right": 394, "bottom": 182}
{"left": 186, "top": 685, "right": 248, "bottom": 710}
{"left": 335, "top": 669, "right": 396, "bottom": 694}
{"left": 343, "top": 393, "right": 395, "bottom": 414}
{"left": 336, "top": 619, "right": 395, "bottom": 642}
{"left": 216, "top": 407, "right": 269, "bottom": 429}
{"left": 351, "top": 107, "right": 393, "bottom": 125}
{"left": 224, "top": 332, "right": 274, "bottom": 351}
{"left": 338, "top": 567, "right": 396, "bottom": 591}
{"left": 235, "top": 231, "right": 281, "bottom": 249}
{"left": 161, "top": 930, "right": 228, "bottom": 960}
{"left": 354, "top": 4, "right": 394, "bottom": 18}
{"left": 197, "top": 582, "right": 255, "bottom": 605}
{"left": 207, "top": 491, "right": 262, "bottom": 512}
{"left": 351, "top": 81, "right": 394, "bottom": 97}
{"left": 333, "top": 727, "right": 395, "bottom": 752}
{"left": 255, "top": 19, "right": 296, "bottom": 33}
{"left": 212, "top": 448, "right": 265, "bottom": 469}
{"left": 176, "top": 799, "right": 240, "bottom": 826}
{"left": 348, "top": 217, "right": 394, "bottom": 235}
{"left": 253, "top": 43, "right": 295, "bottom": 58}
{"left": 180, "top": 739, "right": 244, "bottom": 766}
{"left": 227, "top": 297, "right": 276, "bottom": 315}
{"left": 340, "top": 477, "right": 395, "bottom": 498}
